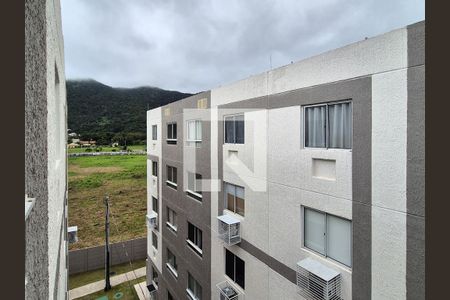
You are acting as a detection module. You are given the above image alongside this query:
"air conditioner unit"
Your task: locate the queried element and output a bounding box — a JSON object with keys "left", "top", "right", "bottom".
{"left": 296, "top": 258, "right": 341, "bottom": 300}
{"left": 217, "top": 214, "right": 241, "bottom": 245}
{"left": 68, "top": 226, "right": 78, "bottom": 244}
{"left": 146, "top": 212, "right": 158, "bottom": 229}
{"left": 217, "top": 281, "right": 243, "bottom": 300}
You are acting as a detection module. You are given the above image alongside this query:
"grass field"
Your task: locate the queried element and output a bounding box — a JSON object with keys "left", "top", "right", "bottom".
{"left": 69, "top": 259, "right": 147, "bottom": 290}
{"left": 68, "top": 144, "right": 146, "bottom": 154}
{"left": 68, "top": 154, "right": 147, "bottom": 250}
{"left": 76, "top": 276, "right": 145, "bottom": 300}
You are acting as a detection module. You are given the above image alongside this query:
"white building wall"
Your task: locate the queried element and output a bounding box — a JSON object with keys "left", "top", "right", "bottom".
{"left": 371, "top": 69, "right": 408, "bottom": 299}
{"left": 46, "top": 0, "right": 67, "bottom": 298}
{"left": 210, "top": 23, "right": 411, "bottom": 300}
{"left": 147, "top": 108, "right": 163, "bottom": 272}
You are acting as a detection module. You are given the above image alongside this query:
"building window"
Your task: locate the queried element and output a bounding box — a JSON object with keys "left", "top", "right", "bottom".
{"left": 186, "top": 172, "right": 202, "bottom": 201}
{"left": 187, "top": 273, "right": 202, "bottom": 300}
{"left": 187, "top": 222, "right": 203, "bottom": 256}
{"left": 152, "top": 161, "right": 158, "bottom": 177}
{"left": 224, "top": 182, "right": 245, "bottom": 216}
{"left": 304, "top": 101, "right": 352, "bottom": 149}
{"left": 167, "top": 122, "right": 177, "bottom": 144}
{"left": 224, "top": 114, "right": 244, "bottom": 144}
{"left": 225, "top": 249, "right": 245, "bottom": 289}
{"left": 166, "top": 207, "right": 177, "bottom": 233}
{"left": 166, "top": 165, "right": 177, "bottom": 188}
{"left": 186, "top": 120, "right": 202, "bottom": 146}
{"left": 166, "top": 248, "right": 178, "bottom": 277}
{"left": 151, "top": 266, "right": 158, "bottom": 287}
{"left": 152, "top": 197, "right": 158, "bottom": 214}
{"left": 152, "top": 125, "right": 157, "bottom": 140}
{"left": 304, "top": 207, "right": 352, "bottom": 267}
{"left": 152, "top": 231, "right": 158, "bottom": 250}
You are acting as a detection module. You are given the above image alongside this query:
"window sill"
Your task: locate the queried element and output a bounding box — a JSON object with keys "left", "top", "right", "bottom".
{"left": 166, "top": 181, "right": 177, "bottom": 189}
{"left": 223, "top": 209, "right": 245, "bottom": 219}
{"left": 166, "top": 222, "right": 178, "bottom": 234}
{"left": 186, "top": 239, "right": 203, "bottom": 257}
{"left": 186, "top": 190, "right": 203, "bottom": 202}
{"left": 186, "top": 288, "right": 200, "bottom": 300}
{"left": 301, "top": 246, "right": 352, "bottom": 270}
{"left": 166, "top": 263, "right": 178, "bottom": 278}
{"left": 223, "top": 274, "right": 245, "bottom": 292}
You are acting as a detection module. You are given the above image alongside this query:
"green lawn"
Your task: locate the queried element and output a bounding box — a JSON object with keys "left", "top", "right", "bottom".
{"left": 68, "top": 154, "right": 147, "bottom": 250}
{"left": 69, "top": 259, "right": 147, "bottom": 290}
{"left": 76, "top": 276, "right": 145, "bottom": 300}
{"left": 68, "top": 144, "right": 146, "bottom": 154}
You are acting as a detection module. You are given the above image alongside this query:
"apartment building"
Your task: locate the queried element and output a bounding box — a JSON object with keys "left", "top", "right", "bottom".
{"left": 25, "top": 0, "right": 68, "bottom": 299}
{"left": 147, "top": 20, "right": 424, "bottom": 300}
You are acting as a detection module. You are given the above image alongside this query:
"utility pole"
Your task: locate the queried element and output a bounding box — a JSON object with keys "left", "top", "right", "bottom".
{"left": 104, "top": 195, "right": 112, "bottom": 291}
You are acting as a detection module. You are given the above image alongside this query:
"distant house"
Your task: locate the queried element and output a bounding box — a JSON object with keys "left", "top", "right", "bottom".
{"left": 68, "top": 143, "right": 79, "bottom": 149}
{"left": 79, "top": 140, "right": 96, "bottom": 147}
{"left": 71, "top": 138, "right": 80, "bottom": 144}
{"left": 68, "top": 132, "right": 77, "bottom": 137}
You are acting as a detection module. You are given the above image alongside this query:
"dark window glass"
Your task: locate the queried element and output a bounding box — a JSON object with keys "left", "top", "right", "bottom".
{"left": 168, "top": 292, "right": 174, "bottom": 300}
{"left": 225, "top": 249, "right": 234, "bottom": 280}
{"left": 225, "top": 249, "right": 245, "bottom": 289}
{"left": 235, "top": 114, "right": 245, "bottom": 144}
{"left": 152, "top": 232, "right": 158, "bottom": 249}
{"left": 152, "top": 161, "right": 158, "bottom": 176}
{"left": 152, "top": 197, "right": 158, "bottom": 214}
{"left": 235, "top": 255, "right": 245, "bottom": 289}
{"left": 167, "top": 123, "right": 177, "bottom": 144}
{"left": 225, "top": 117, "right": 234, "bottom": 143}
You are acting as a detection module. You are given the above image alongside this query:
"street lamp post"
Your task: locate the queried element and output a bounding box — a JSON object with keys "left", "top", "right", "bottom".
{"left": 104, "top": 195, "right": 112, "bottom": 291}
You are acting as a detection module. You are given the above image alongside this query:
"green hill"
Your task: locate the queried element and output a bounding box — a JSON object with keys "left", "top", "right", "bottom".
{"left": 67, "top": 79, "right": 193, "bottom": 145}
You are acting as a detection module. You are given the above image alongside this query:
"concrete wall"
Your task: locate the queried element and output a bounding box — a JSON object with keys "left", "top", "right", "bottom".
{"left": 68, "top": 237, "right": 147, "bottom": 275}
{"left": 25, "top": 0, "right": 68, "bottom": 299}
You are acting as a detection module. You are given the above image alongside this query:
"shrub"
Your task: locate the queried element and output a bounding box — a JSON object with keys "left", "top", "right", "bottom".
{"left": 85, "top": 148, "right": 92, "bottom": 152}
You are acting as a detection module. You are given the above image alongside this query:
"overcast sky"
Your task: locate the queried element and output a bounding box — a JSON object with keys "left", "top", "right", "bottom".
{"left": 61, "top": 0, "right": 424, "bottom": 93}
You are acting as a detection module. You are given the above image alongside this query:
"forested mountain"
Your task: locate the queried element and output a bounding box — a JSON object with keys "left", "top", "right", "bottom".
{"left": 67, "top": 79, "right": 193, "bottom": 145}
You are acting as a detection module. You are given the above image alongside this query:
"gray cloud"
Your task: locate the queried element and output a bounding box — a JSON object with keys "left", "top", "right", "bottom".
{"left": 62, "top": 0, "right": 424, "bottom": 93}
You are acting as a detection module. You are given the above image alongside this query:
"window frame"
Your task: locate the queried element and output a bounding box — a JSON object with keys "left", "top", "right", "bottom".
{"left": 166, "top": 248, "right": 178, "bottom": 278}
{"left": 152, "top": 161, "right": 158, "bottom": 177}
{"left": 186, "top": 272, "right": 202, "bottom": 300}
{"left": 166, "top": 165, "right": 177, "bottom": 189}
{"left": 225, "top": 249, "right": 245, "bottom": 289}
{"left": 187, "top": 222, "right": 203, "bottom": 257}
{"left": 302, "top": 100, "right": 353, "bottom": 149}
{"left": 151, "top": 265, "right": 158, "bottom": 288}
{"left": 223, "top": 182, "right": 245, "bottom": 217}
{"left": 303, "top": 207, "right": 353, "bottom": 267}
{"left": 186, "top": 172, "right": 203, "bottom": 201}
{"left": 152, "top": 124, "right": 157, "bottom": 141}
{"left": 167, "top": 122, "right": 178, "bottom": 144}
{"left": 166, "top": 207, "right": 178, "bottom": 233}
{"left": 152, "top": 231, "right": 158, "bottom": 250}
{"left": 223, "top": 114, "right": 245, "bottom": 144}
{"left": 186, "top": 119, "right": 202, "bottom": 146}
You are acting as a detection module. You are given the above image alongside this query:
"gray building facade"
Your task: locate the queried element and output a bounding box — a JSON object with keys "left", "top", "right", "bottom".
{"left": 25, "top": 0, "right": 68, "bottom": 299}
